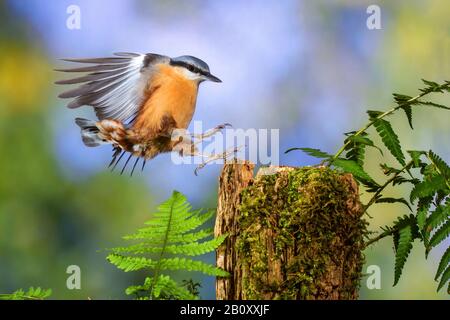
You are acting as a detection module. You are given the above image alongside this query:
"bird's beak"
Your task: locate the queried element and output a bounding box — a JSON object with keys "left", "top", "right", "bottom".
{"left": 205, "top": 73, "right": 222, "bottom": 83}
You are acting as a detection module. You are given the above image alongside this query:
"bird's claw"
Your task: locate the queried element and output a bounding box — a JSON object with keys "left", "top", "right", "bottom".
{"left": 193, "top": 145, "right": 242, "bottom": 175}
{"left": 215, "top": 123, "right": 232, "bottom": 130}
{"left": 192, "top": 123, "right": 233, "bottom": 142}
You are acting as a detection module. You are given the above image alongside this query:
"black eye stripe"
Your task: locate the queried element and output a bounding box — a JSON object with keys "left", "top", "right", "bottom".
{"left": 170, "top": 60, "right": 205, "bottom": 74}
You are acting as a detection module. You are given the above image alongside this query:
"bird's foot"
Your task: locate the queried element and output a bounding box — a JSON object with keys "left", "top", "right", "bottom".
{"left": 194, "top": 145, "right": 242, "bottom": 175}
{"left": 192, "top": 123, "right": 232, "bottom": 143}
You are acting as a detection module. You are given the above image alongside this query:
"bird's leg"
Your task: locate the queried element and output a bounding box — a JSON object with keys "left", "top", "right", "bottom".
{"left": 175, "top": 136, "right": 242, "bottom": 174}
{"left": 193, "top": 145, "right": 242, "bottom": 175}
{"left": 192, "top": 123, "right": 232, "bottom": 143}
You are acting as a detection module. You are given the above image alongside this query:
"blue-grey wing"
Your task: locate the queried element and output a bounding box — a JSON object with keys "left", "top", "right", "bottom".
{"left": 56, "top": 52, "right": 168, "bottom": 122}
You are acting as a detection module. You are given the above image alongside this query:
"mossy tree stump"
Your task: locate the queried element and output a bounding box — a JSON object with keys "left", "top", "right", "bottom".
{"left": 215, "top": 162, "right": 367, "bottom": 300}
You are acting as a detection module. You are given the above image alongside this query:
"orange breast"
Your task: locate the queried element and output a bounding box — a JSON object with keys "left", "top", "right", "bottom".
{"left": 134, "top": 64, "right": 199, "bottom": 138}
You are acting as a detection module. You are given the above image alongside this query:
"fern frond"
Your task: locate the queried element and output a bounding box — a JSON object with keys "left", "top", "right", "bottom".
{"left": 370, "top": 117, "right": 406, "bottom": 166}
{"left": 0, "top": 287, "right": 52, "bottom": 300}
{"left": 124, "top": 228, "right": 214, "bottom": 244}
{"left": 107, "top": 254, "right": 156, "bottom": 271}
{"left": 152, "top": 275, "right": 198, "bottom": 300}
{"left": 410, "top": 176, "right": 447, "bottom": 202}
{"left": 108, "top": 254, "right": 228, "bottom": 276}
{"left": 375, "top": 197, "right": 411, "bottom": 211}
{"left": 125, "top": 210, "right": 215, "bottom": 241}
{"left": 126, "top": 275, "right": 198, "bottom": 300}
{"left": 428, "top": 151, "right": 450, "bottom": 183}
{"left": 427, "top": 219, "right": 450, "bottom": 253}
{"left": 157, "top": 258, "right": 229, "bottom": 276}
{"left": 435, "top": 246, "right": 450, "bottom": 281}
{"left": 392, "top": 93, "right": 415, "bottom": 129}
{"left": 416, "top": 196, "right": 432, "bottom": 241}
{"left": 285, "top": 147, "right": 331, "bottom": 159}
{"left": 332, "top": 158, "right": 377, "bottom": 185}
{"left": 393, "top": 215, "right": 418, "bottom": 286}
{"left": 418, "top": 101, "right": 450, "bottom": 110}
{"left": 107, "top": 190, "right": 228, "bottom": 300}
{"left": 380, "top": 163, "right": 402, "bottom": 175}
{"left": 420, "top": 79, "right": 445, "bottom": 94}
{"left": 436, "top": 266, "right": 449, "bottom": 293}
{"left": 425, "top": 205, "right": 449, "bottom": 235}
{"left": 402, "top": 106, "right": 413, "bottom": 129}
{"left": 407, "top": 150, "right": 427, "bottom": 168}
{"left": 344, "top": 134, "right": 366, "bottom": 166}
{"left": 163, "top": 235, "right": 227, "bottom": 256}
{"left": 113, "top": 234, "right": 227, "bottom": 256}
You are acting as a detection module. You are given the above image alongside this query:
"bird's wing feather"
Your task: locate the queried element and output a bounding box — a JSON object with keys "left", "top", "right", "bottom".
{"left": 56, "top": 52, "right": 168, "bottom": 123}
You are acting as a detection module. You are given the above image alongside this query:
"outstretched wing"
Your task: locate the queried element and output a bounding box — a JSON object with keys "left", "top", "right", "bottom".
{"left": 56, "top": 52, "right": 169, "bottom": 123}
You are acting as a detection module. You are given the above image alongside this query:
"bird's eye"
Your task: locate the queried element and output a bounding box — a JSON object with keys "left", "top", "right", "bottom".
{"left": 187, "top": 65, "right": 195, "bottom": 72}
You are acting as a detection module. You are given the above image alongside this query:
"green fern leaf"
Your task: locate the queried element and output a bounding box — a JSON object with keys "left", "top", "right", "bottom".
{"left": 113, "top": 234, "right": 227, "bottom": 256}
{"left": 401, "top": 106, "right": 413, "bottom": 129}
{"left": 375, "top": 197, "right": 412, "bottom": 211}
{"left": 416, "top": 196, "right": 432, "bottom": 240}
{"left": 392, "top": 94, "right": 417, "bottom": 128}
{"left": 371, "top": 117, "right": 406, "bottom": 166}
{"left": 425, "top": 205, "right": 449, "bottom": 234}
{"left": 164, "top": 235, "right": 227, "bottom": 256}
{"left": 112, "top": 256, "right": 226, "bottom": 276}
{"left": 107, "top": 190, "right": 228, "bottom": 300}
{"left": 344, "top": 137, "right": 365, "bottom": 166}
{"left": 410, "top": 175, "right": 447, "bottom": 203}
{"left": 436, "top": 265, "right": 449, "bottom": 293}
{"left": 126, "top": 275, "right": 198, "bottom": 300}
{"left": 422, "top": 79, "right": 440, "bottom": 88}
{"left": 343, "top": 134, "right": 383, "bottom": 166}
{"left": 427, "top": 219, "right": 450, "bottom": 253}
{"left": 109, "top": 254, "right": 228, "bottom": 276}
{"left": 367, "top": 110, "right": 384, "bottom": 118}
{"left": 380, "top": 163, "right": 402, "bottom": 175}
{"left": 0, "top": 287, "right": 52, "bottom": 300}
{"left": 420, "top": 79, "right": 444, "bottom": 94}
{"left": 107, "top": 254, "right": 156, "bottom": 271}
{"left": 393, "top": 215, "right": 418, "bottom": 286}
{"left": 407, "top": 150, "right": 427, "bottom": 168}
{"left": 418, "top": 101, "right": 450, "bottom": 110}
{"left": 435, "top": 246, "right": 450, "bottom": 281}
{"left": 285, "top": 147, "right": 331, "bottom": 159}
{"left": 158, "top": 258, "right": 229, "bottom": 276}
{"left": 428, "top": 151, "right": 450, "bottom": 182}
{"left": 124, "top": 228, "right": 214, "bottom": 243}
{"left": 332, "top": 158, "right": 377, "bottom": 185}
{"left": 126, "top": 210, "right": 215, "bottom": 241}
{"left": 153, "top": 275, "right": 198, "bottom": 299}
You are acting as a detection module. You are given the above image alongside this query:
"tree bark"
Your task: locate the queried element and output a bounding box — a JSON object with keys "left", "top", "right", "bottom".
{"left": 215, "top": 162, "right": 366, "bottom": 300}
{"left": 215, "top": 160, "right": 255, "bottom": 300}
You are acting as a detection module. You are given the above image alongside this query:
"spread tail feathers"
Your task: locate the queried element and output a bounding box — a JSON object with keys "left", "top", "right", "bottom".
{"left": 75, "top": 117, "right": 146, "bottom": 176}
{"left": 75, "top": 117, "right": 106, "bottom": 147}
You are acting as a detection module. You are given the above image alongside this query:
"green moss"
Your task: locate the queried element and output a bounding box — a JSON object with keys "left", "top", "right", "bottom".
{"left": 237, "top": 166, "right": 367, "bottom": 299}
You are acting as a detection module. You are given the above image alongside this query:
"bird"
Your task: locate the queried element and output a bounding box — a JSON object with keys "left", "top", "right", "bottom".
{"left": 56, "top": 52, "right": 231, "bottom": 175}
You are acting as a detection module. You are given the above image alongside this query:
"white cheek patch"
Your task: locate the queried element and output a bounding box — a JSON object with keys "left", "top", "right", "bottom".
{"left": 177, "top": 67, "right": 203, "bottom": 81}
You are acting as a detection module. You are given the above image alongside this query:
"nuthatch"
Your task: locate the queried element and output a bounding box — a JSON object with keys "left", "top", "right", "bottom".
{"left": 56, "top": 52, "right": 230, "bottom": 175}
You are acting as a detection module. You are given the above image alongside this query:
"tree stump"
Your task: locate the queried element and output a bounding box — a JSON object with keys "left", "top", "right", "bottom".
{"left": 215, "top": 161, "right": 367, "bottom": 300}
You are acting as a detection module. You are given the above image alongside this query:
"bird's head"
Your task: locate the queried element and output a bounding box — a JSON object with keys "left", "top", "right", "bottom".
{"left": 170, "top": 55, "right": 222, "bottom": 84}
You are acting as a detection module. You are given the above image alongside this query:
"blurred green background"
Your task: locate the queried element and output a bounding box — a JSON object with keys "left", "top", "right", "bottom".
{"left": 0, "top": 0, "right": 448, "bottom": 299}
